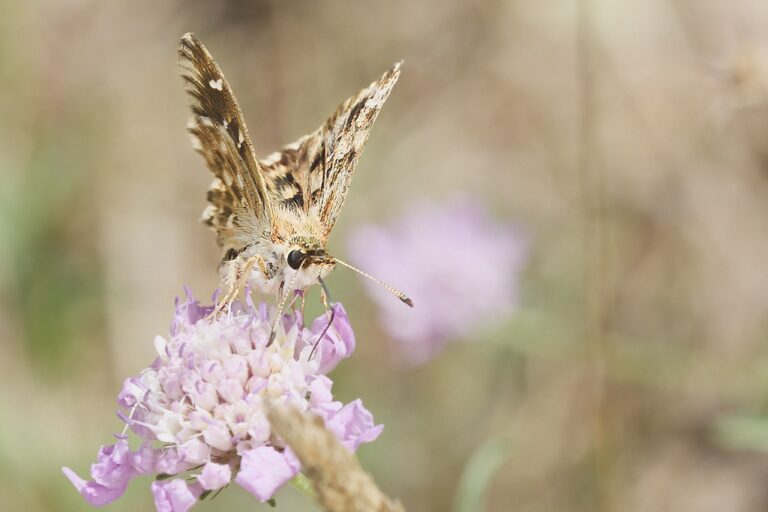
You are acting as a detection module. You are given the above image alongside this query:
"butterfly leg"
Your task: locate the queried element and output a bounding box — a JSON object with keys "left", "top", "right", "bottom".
{"left": 309, "top": 277, "right": 336, "bottom": 360}
{"left": 211, "top": 255, "right": 263, "bottom": 318}
{"left": 284, "top": 288, "right": 305, "bottom": 314}
{"left": 318, "top": 282, "right": 336, "bottom": 335}
{"left": 211, "top": 275, "right": 242, "bottom": 319}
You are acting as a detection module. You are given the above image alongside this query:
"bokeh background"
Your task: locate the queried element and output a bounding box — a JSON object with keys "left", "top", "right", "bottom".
{"left": 3, "top": 0, "right": 768, "bottom": 510}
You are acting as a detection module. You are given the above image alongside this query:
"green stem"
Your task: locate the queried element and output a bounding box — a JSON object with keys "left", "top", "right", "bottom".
{"left": 289, "top": 472, "right": 316, "bottom": 500}
{"left": 453, "top": 434, "right": 514, "bottom": 512}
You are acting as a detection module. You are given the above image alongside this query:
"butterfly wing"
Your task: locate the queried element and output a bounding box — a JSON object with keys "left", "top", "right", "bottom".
{"left": 259, "top": 133, "right": 322, "bottom": 213}
{"left": 259, "top": 63, "right": 401, "bottom": 238}
{"left": 179, "top": 33, "right": 273, "bottom": 254}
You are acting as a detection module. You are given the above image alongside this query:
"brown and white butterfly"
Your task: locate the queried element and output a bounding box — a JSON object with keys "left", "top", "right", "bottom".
{"left": 178, "top": 33, "right": 412, "bottom": 320}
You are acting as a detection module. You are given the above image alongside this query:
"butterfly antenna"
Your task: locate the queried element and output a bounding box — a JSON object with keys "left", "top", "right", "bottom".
{"left": 309, "top": 276, "right": 335, "bottom": 361}
{"left": 333, "top": 257, "right": 414, "bottom": 307}
{"left": 268, "top": 270, "right": 300, "bottom": 346}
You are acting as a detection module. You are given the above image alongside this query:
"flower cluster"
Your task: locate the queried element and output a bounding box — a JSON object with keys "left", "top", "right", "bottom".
{"left": 63, "top": 289, "right": 382, "bottom": 510}
{"left": 348, "top": 199, "right": 528, "bottom": 364}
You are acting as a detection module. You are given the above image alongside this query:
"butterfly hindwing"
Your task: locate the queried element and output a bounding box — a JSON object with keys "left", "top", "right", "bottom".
{"left": 259, "top": 133, "right": 322, "bottom": 212}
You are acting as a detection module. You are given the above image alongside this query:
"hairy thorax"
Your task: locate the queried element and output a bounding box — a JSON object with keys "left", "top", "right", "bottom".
{"left": 234, "top": 207, "right": 335, "bottom": 296}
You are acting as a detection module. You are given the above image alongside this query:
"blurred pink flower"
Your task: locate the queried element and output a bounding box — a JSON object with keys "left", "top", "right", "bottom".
{"left": 63, "top": 289, "right": 381, "bottom": 510}
{"left": 348, "top": 199, "right": 527, "bottom": 364}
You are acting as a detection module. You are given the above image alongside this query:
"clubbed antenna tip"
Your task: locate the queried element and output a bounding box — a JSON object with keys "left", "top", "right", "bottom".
{"left": 333, "top": 257, "right": 413, "bottom": 308}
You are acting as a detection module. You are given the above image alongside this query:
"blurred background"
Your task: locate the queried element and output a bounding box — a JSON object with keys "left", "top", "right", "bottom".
{"left": 3, "top": 0, "right": 768, "bottom": 510}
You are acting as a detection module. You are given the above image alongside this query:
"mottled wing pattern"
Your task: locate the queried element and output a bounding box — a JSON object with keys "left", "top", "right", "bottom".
{"left": 318, "top": 63, "right": 401, "bottom": 235}
{"left": 259, "top": 133, "right": 322, "bottom": 212}
{"left": 258, "top": 63, "right": 401, "bottom": 238}
{"left": 178, "top": 33, "right": 273, "bottom": 253}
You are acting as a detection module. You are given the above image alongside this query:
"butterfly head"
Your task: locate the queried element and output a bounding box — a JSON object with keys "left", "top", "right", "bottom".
{"left": 286, "top": 247, "right": 335, "bottom": 271}
{"left": 280, "top": 236, "right": 336, "bottom": 291}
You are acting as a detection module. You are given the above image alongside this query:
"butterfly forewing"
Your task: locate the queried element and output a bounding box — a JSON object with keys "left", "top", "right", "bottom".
{"left": 178, "top": 33, "right": 273, "bottom": 252}
{"left": 258, "top": 63, "right": 402, "bottom": 238}
{"left": 318, "top": 62, "right": 401, "bottom": 236}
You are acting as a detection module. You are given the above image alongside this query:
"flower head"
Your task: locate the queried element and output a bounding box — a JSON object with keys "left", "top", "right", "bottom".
{"left": 348, "top": 199, "right": 528, "bottom": 364}
{"left": 63, "top": 289, "right": 381, "bottom": 510}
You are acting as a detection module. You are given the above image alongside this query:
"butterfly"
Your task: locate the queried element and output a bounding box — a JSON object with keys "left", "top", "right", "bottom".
{"left": 178, "top": 33, "right": 412, "bottom": 322}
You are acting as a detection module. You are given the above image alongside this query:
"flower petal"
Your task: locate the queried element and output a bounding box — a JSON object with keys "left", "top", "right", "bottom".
{"left": 62, "top": 467, "right": 128, "bottom": 506}
{"left": 327, "top": 399, "right": 384, "bottom": 451}
{"left": 179, "top": 438, "right": 211, "bottom": 465}
{"left": 151, "top": 478, "right": 200, "bottom": 512}
{"left": 132, "top": 443, "right": 159, "bottom": 474}
{"left": 171, "top": 287, "right": 213, "bottom": 336}
{"left": 307, "top": 376, "right": 342, "bottom": 421}
{"left": 306, "top": 303, "right": 355, "bottom": 373}
{"left": 197, "top": 461, "right": 232, "bottom": 491}
{"left": 90, "top": 440, "right": 137, "bottom": 489}
{"left": 201, "top": 421, "right": 234, "bottom": 452}
{"left": 153, "top": 448, "right": 193, "bottom": 475}
{"left": 235, "top": 446, "right": 300, "bottom": 501}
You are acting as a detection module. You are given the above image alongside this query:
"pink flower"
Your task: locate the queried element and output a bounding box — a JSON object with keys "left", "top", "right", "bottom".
{"left": 235, "top": 446, "right": 301, "bottom": 501}
{"left": 302, "top": 303, "right": 356, "bottom": 374}
{"left": 348, "top": 199, "right": 528, "bottom": 364}
{"left": 61, "top": 439, "right": 138, "bottom": 506}
{"left": 327, "top": 399, "right": 385, "bottom": 451}
{"left": 64, "top": 290, "right": 382, "bottom": 510}
{"left": 197, "top": 462, "right": 231, "bottom": 491}
{"left": 61, "top": 467, "right": 129, "bottom": 506}
{"left": 151, "top": 479, "right": 201, "bottom": 512}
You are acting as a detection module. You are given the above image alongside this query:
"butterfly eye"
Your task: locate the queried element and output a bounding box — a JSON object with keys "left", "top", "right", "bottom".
{"left": 287, "top": 250, "right": 306, "bottom": 270}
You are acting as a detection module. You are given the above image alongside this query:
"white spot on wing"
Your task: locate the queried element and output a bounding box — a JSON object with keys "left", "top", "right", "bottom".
{"left": 210, "top": 178, "right": 226, "bottom": 191}
{"left": 209, "top": 78, "right": 223, "bottom": 90}
{"left": 188, "top": 133, "right": 202, "bottom": 151}
{"left": 200, "top": 205, "right": 217, "bottom": 222}
{"left": 262, "top": 151, "right": 281, "bottom": 165}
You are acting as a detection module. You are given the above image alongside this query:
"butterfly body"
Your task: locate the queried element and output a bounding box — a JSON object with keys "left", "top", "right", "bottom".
{"left": 225, "top": 241, "right": 334, "bottom": 296}
{"left": 179, "top": 33, "right": 400, "bottom": 302}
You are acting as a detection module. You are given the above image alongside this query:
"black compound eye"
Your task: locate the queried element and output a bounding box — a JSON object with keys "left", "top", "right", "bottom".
{"left": 287, "top": 249, "right": 305, "bottom": 270}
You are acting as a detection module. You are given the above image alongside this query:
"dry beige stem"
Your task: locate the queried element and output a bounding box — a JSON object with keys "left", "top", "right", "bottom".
{"left": 266, "top": 403, "right": 405, "bottom": 512}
